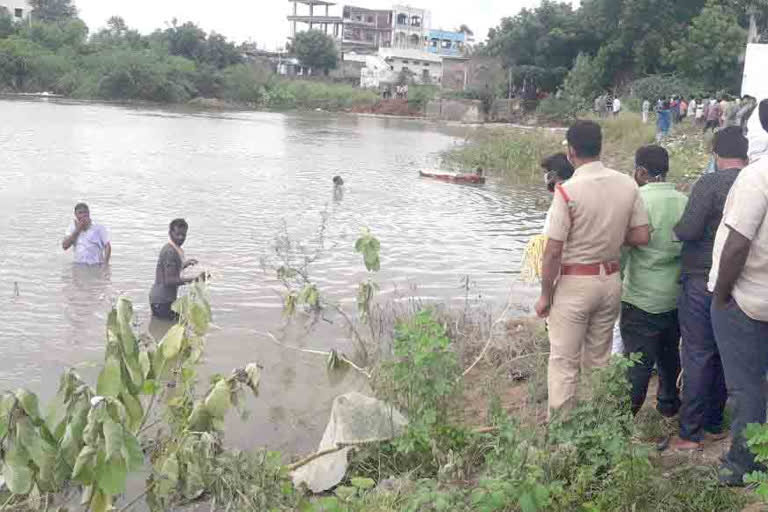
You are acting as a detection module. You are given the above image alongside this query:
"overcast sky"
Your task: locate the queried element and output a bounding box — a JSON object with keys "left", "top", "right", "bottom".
{"left": 74, "top": 0, "right": 571, "bottom": 50}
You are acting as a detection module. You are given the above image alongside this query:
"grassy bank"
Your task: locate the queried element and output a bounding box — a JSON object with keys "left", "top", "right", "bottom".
{"left": 442, "top": 113, "right": 710, "bottom": 183}
{"left": 0, "top": 219, "right": 759, "bottom": 511}
{"left": 297, "top": 309, "right": 752, "bottom": 512}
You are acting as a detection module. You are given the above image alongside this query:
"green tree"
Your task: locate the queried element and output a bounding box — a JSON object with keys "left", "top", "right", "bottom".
{"left": 0, "top": 7, "right": 16, "bottom": 38}
{"left": 562, "top": 52, "right": 604, "bottom": 102}
{"left": 726, "top": 0, "right": 768, "bottom": 42}
{"left": 29, "top": 0, "right": 77, "bottom": 23}
{"left": 665, "top": 0, "right": 747, "bottom": 91}
{"left": 292, "top": 30, "right": 338, "bottom": 75}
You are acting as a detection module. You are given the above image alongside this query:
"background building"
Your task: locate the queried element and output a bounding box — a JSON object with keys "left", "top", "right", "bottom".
{"left": 342, "top": 6, "right": 392, "bottom": 53}
{"left": 287, "top": 0, "right": 342, "bottom": 40}
{"left": 427, "top": 29, "right": 465, "bottom": 57}
{"left": 380, "top": 47, "right": 441, "bottom": 85}
{"left": 0, "top": 0, "right": 31, "bottom": 20}
{"left": 391, "top": 5, "right": 430, "bottom": 50}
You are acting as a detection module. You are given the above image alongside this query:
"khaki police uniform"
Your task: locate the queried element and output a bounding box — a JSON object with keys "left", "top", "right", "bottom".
{"left": 545, "top": 161, "right": 649, "bottom": 415}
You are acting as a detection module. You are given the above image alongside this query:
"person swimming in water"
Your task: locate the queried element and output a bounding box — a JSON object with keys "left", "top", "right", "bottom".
{"left": 333, "top": 176, "right": 344, "bottom": 186}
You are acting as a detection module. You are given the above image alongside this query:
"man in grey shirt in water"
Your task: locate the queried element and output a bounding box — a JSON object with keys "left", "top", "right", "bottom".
{"left": 150, "top": 218, "right": 205, "bottom": 320}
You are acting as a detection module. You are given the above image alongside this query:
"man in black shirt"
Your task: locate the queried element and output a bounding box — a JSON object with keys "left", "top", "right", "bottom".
{"left": 668, "top": 127, "right": 749, "bottom": 451}
{"left": 149, "top": 218, "right": 205, "bottom": 320}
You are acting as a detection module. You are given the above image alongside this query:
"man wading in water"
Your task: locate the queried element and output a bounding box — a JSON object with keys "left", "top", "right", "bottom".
{"left": 149, "top": 218, "right": 206, "bottom": 320}
{"left": 62, "top": 202, "right": 111, "bottom": 265}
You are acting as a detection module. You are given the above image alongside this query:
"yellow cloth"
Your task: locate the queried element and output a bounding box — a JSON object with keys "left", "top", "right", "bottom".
{"left": 521, "top": 234, "right": 548, "bottom": 283}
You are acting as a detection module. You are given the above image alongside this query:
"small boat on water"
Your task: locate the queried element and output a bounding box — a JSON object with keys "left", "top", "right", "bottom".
{"left": 419, "top": 170, "right": 486, "bottom": 184}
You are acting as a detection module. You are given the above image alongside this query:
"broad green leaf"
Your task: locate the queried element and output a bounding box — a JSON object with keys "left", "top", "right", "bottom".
{"left": 187, "top": 403, "right": 213, "bottom": 432}
{"left": 189, "top": 301, "right": 210, "bottom": 335}
{"left": 182, "top": 459, "right": 205, "bottom": 500}
{"left": 91, "top": 489, "right": 111, "bottom": 512}
{"left": 122, "top": 432, "right": 144, "bottom": 470}
{"left": 0, "top": 392, "right": 16, "bottom": 439}
{"left": 34, "top": 442, "right": 57, "bottom": 492}
{"left": 97, "top": 453, "right": 127, "bottom": 495}
{"left": 72, "top": 445, "right": 98, "bottom": 483}
{"left": 15, "top": 389, "right": 41, "bottom": 421}
{"left": 120, "top": 392, "right": 143, "bottom": 432}
{"left": 245, "top": 363, "right": 261, "bottom": 397}
{"left": 203, "top": 379, "right": 232, "bottom": 419}
{"left": 102, "top": 418, "right": 124, "bottom": 459}
{"left": 116, "top": 297, "right": 137, "bottom": 356}
{"left": 350, "top": 477, "right": 375, "bottom": 490}
{"left": 139, "top": 350, "right": 151, "bottom": 379}
{"left": 97, "top": 357, "right": 122, "bottom": 397}
{"left": 45, "top": 394, "right": 67, "bottom": 440}
{"left": 123, "top": 353, "right": 144, "bottom": 390}
{"left": 3, "top": 443, "right": 33, "bottom": 494}
{"left": 159, "top": 324, "right": 185, "bottom": 360}
{"left": 155, "top": 454, "right": 179, "bottom": 497}
{"left": 54, "top": 452, "right": 73, "bottom": 487}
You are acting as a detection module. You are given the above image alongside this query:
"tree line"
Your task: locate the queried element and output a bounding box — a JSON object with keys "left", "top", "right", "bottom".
{"left": 478, "top": 0, "right": 768, "bottom": 100}
{"left": 0, "top": 0, "right": 260, "bottom": 102}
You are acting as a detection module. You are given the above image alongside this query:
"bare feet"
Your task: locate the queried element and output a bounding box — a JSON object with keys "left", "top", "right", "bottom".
{"left": 703, "top": 430, "right": 728, "bottom": 442}
{"left": 667, "top": 435, "right": 702, "bottom": 452}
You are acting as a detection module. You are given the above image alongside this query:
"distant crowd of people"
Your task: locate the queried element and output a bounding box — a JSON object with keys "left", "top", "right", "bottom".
{"left": 637, "top": 95, "right": 758, "bottom": 141}
{"left": 536, "top": 99, "right": 768, "bottom": 487}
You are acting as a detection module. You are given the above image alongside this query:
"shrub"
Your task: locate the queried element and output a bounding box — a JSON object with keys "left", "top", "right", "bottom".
{"left": 442, "top": 128, "right": 563, "bottom": 181}
{"left": 562, "top": 52, "right": 605, "bottom": 104}
{"left": 536, "top": 95, "right": 585, "bottom": 122}
{"left": 629, "top": 74, "right": 700, "bottom": 102}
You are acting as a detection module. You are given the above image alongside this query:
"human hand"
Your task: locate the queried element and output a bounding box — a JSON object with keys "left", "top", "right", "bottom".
{"left": 712, "top": 293, "right": 731, "bottom": 311}
{"left": 535, "top": 295, "right": 552, "bottom": 318}
{"left": 75, "top": 217, "right": 91, "bottom": 232}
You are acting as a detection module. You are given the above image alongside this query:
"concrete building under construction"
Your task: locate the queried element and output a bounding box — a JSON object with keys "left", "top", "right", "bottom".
{"left": 287, "top": 0, "right": 342, "bottom": 39}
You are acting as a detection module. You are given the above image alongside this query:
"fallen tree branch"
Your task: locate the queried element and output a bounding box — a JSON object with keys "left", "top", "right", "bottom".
{"left": 460, "top": 291, "right": 516, "bottom": 379}
{"left": 287, "top": 438, "right": 392, "bottom": 472}
{"left": 257, "top": 331, "right": 372, "bottom": 379}
{"left": 288, "top": 426, "right": 506, "bottom": 473}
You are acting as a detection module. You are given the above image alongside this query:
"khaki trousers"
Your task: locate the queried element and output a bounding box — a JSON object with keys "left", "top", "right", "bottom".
{"left": 547, "top": 272, "right": 622, "bottom": 417}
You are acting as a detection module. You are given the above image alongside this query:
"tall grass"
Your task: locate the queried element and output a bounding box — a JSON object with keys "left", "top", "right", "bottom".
{"left": 597, "top": 112, "right": 656, "bottom": 172}
{"left": 441, "top": 128, "right": 564, "bottom": 182}
{"left": 265, "top": 79, "right": 380, "bottom": 110}
{"left": 441, "top": 112, "right": 702, "bottom": 181}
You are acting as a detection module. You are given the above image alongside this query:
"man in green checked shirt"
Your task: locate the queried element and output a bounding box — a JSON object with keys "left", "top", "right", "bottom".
{"left": 620, "top": 145, "right": 688, "bottom": 417}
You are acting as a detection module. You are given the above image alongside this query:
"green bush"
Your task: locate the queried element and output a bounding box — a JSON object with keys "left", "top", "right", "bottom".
{"left": 536, "top": 96, "right": 585, "bottom": 122}
{"left": 629, "top": 74, "right": 700, "bottom": 102}
{"left": 562, "top": 52, "right": 605, "bottom": 104}
{"left": 407, "top": 84, "right": 439, "bottom": 111}
{"left": 442, "top": 128, "right": 563, "bottom": 181}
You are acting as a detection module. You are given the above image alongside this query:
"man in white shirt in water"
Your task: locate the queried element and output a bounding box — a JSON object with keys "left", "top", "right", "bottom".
{"left": 62, "top": 202, "right": 111, "bottom": 265}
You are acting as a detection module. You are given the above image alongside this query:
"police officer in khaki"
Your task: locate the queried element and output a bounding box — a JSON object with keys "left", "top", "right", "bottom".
{"left": 535, "top": 120, "right": 650, "bottom": 417}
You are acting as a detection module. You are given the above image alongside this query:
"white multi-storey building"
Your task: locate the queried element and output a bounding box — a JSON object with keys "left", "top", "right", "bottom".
{"left": 0, "top": 0, "right": 31, "bottom": 20}
{"left": 390, "top": 5, "right": 430, "bottom": 50}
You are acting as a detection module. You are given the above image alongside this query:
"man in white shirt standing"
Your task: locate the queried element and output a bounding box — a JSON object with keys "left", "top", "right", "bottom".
{"left": 62, "top": 202, "right": 111, "bottom": 265}
{"left": 613, "top": 96, "right": 621, "bottom": 117}
{"left": 709, "top": 99, "right": 768, "bottom": 486}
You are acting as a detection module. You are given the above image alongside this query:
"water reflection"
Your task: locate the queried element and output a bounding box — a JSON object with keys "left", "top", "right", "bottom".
{"left": 62, "top": 264, "right": 113, "bottom": 344}
{"left": 0, "top": 98, "right": 548, "bottom": 453}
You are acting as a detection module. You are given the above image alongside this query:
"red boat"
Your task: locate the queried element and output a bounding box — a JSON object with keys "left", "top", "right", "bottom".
{"left": 419, "top": 170, "right": 486, "bottom": 184}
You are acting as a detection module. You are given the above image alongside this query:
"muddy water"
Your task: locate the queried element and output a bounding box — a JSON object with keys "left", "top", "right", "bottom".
{"left": 0, "top": 98, "right": 547, "bottom": 455}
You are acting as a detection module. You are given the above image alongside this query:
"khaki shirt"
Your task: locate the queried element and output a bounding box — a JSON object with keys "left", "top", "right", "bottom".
{"left": 709, "top": 156, "right": 768, "bottom": 321}
{"left": 546, "top": 161, "right": 649, "bottom": 264}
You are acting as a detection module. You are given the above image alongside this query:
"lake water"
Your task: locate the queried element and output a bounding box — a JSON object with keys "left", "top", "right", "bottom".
{"left": 0, "top": 97, "right": 546, "bottom": 455}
